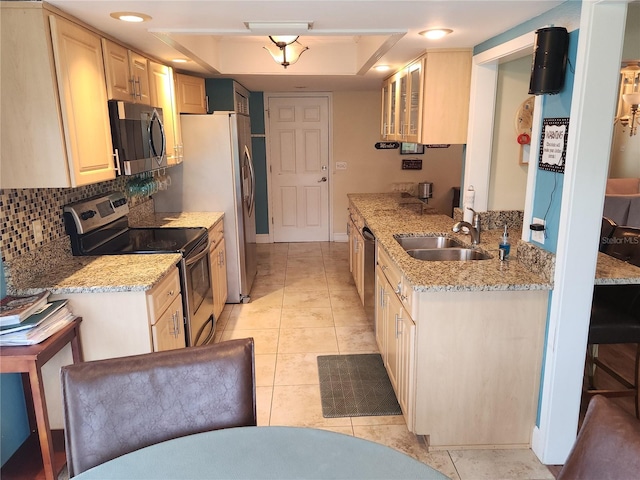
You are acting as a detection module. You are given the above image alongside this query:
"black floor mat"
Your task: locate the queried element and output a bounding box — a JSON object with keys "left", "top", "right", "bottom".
{"left": 317, "top": 354, "right": 402, "bottom": 418}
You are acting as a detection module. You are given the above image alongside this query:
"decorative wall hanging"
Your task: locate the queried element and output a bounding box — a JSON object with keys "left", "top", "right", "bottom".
{"left": 538, "top": 117, "right": 569, "bottom": 173}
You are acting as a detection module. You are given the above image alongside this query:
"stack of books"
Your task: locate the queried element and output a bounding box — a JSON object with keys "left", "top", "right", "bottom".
{"left": 0, "top": 292, "right": 75, "bottom": 346}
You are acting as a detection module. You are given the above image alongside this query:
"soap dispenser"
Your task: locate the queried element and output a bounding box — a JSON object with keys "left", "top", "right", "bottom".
{"left": 499, "top": 225, "right": 510, "bottom": 260}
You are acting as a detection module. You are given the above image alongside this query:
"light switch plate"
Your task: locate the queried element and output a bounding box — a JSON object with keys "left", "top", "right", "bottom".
{"left": 336, "top": 162, "right": 347, "bottom": 170}
{"left": 32, "top": 220, "right": 43, "bottom": 243}
{"left": 531, "top": 218, "right": 545, "bottom": 244}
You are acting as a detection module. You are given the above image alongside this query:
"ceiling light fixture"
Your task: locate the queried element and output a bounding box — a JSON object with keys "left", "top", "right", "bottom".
{"left": 616, "top": 63, "right": 640, "bottom": 136}
{"left": 172, "top": 58, "right": 188, "bottom": 63}
{"left": 374, "top": 65, "right": 391, "bottom": 72}
{"left": 264, "top": 36, "right": 309, "bottom": 69}
{"left": 419, "top": 28, "right": 453, "bottom": 40}
{"left": 110, "top": 12, "right": 152, "bottom": 23}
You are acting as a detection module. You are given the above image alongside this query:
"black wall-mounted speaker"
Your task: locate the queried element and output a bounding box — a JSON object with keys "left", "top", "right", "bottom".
{"left": 529, "top": 27, "right": 569, "bottom": 95}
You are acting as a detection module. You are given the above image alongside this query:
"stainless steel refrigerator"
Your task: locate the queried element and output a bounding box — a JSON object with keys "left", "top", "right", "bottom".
{"left": 154, "top": 112, "right": 257, "bottom": 303}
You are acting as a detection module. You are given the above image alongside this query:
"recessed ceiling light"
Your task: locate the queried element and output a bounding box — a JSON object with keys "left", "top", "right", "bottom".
{"left": 374, "top": 65, "right": 391, "bottom": 72}
{"left": 419, "top": 28, "right": 453, "bottom": 40}
{"left": 110, "top": 12, "right": 152, "bottom": 23}
{"left": 172, "top": 58, "right": 188, "bottom": 63}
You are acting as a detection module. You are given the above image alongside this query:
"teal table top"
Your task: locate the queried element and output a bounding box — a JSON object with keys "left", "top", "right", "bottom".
{"left": 74, "top": 426, "right": 449, "bottom": 479}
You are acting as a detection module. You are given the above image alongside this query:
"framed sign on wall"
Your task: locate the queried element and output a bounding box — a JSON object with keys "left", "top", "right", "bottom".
{"left": 538, "top": 117, "right": 569, "bottom": 173}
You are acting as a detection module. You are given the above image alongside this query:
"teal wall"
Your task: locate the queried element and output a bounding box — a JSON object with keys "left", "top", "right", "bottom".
{"left": 249, "top": 92, "right": 269, "bottom": 235}
{"left": 0, "top": 256, "right": 31, "bottom": 466}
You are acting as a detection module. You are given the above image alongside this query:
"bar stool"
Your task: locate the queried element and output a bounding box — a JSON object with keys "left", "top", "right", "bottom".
{"left": 585, "top": 226, "right": 640, "bottom": 418}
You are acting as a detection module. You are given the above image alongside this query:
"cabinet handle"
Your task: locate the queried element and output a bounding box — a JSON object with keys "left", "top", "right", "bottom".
{"left": 113, "top": 150, "right": 122, "bottom": 176}
{"left": 380, "top": 264, "right": 388, "bottom": 271}
{"left": 394, "top": 283, "right": 401, "bottom": 295}
{"left": 134, "top": 77, "right": 142, "bottom": 99}
{"left": 395, "top": 313, "right": 400, "bottom": 338}
{"left": 129, "top": 77, "right": 136, "bottom": 99}
{"left": 168, "top": 290, "right": 175, "bottom": 297}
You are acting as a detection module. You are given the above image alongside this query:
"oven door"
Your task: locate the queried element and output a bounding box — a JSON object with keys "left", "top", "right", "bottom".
{"left": 182, "top": 238, "right": 215, "bottom": 346}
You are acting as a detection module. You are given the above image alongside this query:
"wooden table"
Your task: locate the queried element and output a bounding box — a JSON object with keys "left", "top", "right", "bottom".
{"left": 0, "top": 317, "right": 83, "bottom": 480}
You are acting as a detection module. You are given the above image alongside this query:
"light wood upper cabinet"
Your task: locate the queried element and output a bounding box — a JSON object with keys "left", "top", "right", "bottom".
{"left": 0, "top": 3, "right": 116, "bottom": 188}
{"left": 380, "top": 49, "right": 471, "bottom": 145}
{"left": 102, "top": 39, "right": 151, "bottom": 105}
{"left": 175, "top": 73, "right": 208, "bottom": 114}
{"left": 149, "top": 61, "right": 183, "bottom": 165}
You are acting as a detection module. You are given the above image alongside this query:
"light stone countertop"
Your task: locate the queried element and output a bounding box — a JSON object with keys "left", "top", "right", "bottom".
{"left": 8, "top": 212, "right": 224, "bottom": 295}
{"left": 349, "top": 193, "right": 640, "bottom": 291}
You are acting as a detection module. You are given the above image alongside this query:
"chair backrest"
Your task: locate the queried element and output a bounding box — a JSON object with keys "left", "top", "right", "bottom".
{"left": 602, "top": 226, "right": 640, "bottom": 267}
{"left": 61, "top": 338, "right": 256, "bottom": 477}
{"left": 557, "top": 395, "right": 640, "bottom": 480}
{"left": 599, "top": 217, "right": 617, "bottom": 252}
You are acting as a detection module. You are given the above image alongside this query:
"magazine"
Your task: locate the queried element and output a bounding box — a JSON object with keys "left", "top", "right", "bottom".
{"left": 0, "top": 307, "right": 75, "bottom": 346}
{"left": 0, "top": 291, "right": 50, "bottom": 327}
{"left": 0, "top": 300, "right": 69, "bottom": 335}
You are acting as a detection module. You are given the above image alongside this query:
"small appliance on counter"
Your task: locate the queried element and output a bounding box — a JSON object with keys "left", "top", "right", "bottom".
{"left": 418, "top": 182, "right": 433, "bottom": 202}
{"left": 63, "top": 192, "right": 214, "bottom": 347}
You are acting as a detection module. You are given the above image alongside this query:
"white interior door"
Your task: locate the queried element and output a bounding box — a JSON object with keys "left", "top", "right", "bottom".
{"left": 268, "top": 96, "right": 330, "bottom": 242}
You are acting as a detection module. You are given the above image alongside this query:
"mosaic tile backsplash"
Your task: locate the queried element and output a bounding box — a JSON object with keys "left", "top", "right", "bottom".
{"left": 0, "top": 176, "right": 152, "bottom": 263}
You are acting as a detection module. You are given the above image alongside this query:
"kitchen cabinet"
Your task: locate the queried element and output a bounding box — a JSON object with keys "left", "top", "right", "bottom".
{"left": 149, "top": 61, "right": 184, "bottom": 165}
{"left": 375, "top": 242, "right": 548, "bottom": 448}
{"left": 102, "top": 39, "right": 151, "bottom": 105}
{"left": 206, "top": 78, "right": 250, "bottom": 114}
{"left": 208, "top": 219, "right": 228, "bottom": 321}
{"left": 175, "top": 73, "right": 208, "bottom": 114}
{"left": 348, "top": 208, "right": 365, "bottom": 304}
{"left": 0, "top": 3, "right": 116, "bottom": 188}
{"left": 146, "top": 266, "right": 185, "bottom": 351}
{"left": 379, "top": 49, "right": 471, "bottom": 145}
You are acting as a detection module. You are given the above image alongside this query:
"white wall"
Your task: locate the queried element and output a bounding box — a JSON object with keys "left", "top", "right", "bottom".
{"left": 332, "top": 90, "right": 464, "bottom": 235}
{"left": 488, "top": 56, "right": 531, "bottom": 210}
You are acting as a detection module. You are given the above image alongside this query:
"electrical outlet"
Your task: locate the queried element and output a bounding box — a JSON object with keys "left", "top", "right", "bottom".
{"left": 32, "top": 220, "right": 43, "bottom": 243}
{"left": 336, "top": 162, "right": 347, "bottom": 170}
{"left": 531, "top": 217, "right": 545, "bottom": 244}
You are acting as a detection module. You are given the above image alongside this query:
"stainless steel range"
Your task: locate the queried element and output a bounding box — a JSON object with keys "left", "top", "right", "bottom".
{"left": 63, "top": 192, "right": 215, "bottom": 346}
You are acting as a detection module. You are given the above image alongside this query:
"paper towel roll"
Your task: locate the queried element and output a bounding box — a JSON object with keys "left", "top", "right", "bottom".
{"left": 463, "top": 186, "right": 475, "bottom": 223}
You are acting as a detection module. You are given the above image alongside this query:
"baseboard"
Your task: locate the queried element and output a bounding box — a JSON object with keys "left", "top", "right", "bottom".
{"left": 256, "top": 234, "right": 270, "bottom": 244}
{"left": 333, "top": 233, "right": 348, "bottom": 243}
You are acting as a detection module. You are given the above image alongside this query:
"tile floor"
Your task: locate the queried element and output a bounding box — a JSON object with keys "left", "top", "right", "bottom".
{"left": 214, "top": 241, "right": 556, "bottom": 480}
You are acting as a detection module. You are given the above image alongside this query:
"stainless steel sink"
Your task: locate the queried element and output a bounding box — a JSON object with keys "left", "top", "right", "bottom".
{"left": 394, "top": 235, "right": 463, "bottom": 250}
{"left": 405, "top": 248, "right": 492, "bottom": 261}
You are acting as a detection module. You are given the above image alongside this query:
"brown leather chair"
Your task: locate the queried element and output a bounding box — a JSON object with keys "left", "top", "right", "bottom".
{"left": 61, "top": 338, "right": 256, "bottom": 477}
{"left": 557, "top": 395, "right": 640, "bottom": 480}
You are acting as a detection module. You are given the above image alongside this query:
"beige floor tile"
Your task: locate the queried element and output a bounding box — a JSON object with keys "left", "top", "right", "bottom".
{"left": 280, "top": 307, "right": 334, "bottom": 329}
{"left": 287, "top": 242, "right": 323, "bottom": 257}
{"left": 256, "top": 243, "right": 289, "bottom": 255}
{"left": 331, "top": 305, "right": 370, "bottom": 326}
{"left": 256, "top": 386, "right": 273, "bottom": 426}
{"left": 282, "top": 289, "right": 331, "bottom": 309}
{"left": 220, "top": 328, "right": 279, "bottom": 354}
{"left": 284, "top": 275, "right": 329, "bottom": 292}
{"left": 270, "top": 385, "right": 351, "bottom": 428}
{"left": 326, "top": 272, "right": 356, "bottom": 291}
{"left": 330, "top": 290, "right": 365, "bottom": 309}
{"left": 449, "top": 449, "right": 554, "bottom": 480}
{"left": 315, "top": 425, "right": 355, "bottom": 436}
{"left": 350, "top": 415, "right": 406, "bottom": 426}
{"left": 255, "top": 353, "right": 276, "bottom": 387}
{"left": 278, "top": 327, "right": 339, "bottom": 354}
{"left": 353, "top": 424, "right": 458, "bottom": 479}
{"left": 254, "top": 268, "right": 286, "bottom": 286}
{"left": 323, "top": 261, "right": 351, "bottom": 276}
{"left": 226, "top": 304, "right": 282, "bottom": 330}
{"left": 285, "top": 263, "right": 327, "bottom": 279}
{"left": 335, "top": 325, "right": 378, "bottom": 353}
{"left": 274, "top": 352, "right": 329, "bottom": 385}
{"left": 248, "top": 285, "right": 284, "bottom": 306}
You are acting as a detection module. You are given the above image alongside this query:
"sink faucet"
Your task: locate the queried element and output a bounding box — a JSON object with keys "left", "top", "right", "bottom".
{"left": 452, "top": 208, "right": 481, "bottom": 245}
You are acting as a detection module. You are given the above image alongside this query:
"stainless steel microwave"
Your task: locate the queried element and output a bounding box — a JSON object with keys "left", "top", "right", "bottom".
{"left": 108, "top": 100, "right": 167, "bottom": 175}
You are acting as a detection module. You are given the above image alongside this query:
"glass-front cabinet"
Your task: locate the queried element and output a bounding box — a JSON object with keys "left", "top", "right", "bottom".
{"left": 380, "top": 60, "right": 422, "bottom": 143}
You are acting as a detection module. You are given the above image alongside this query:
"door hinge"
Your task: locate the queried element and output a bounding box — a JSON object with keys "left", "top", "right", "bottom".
{"left": 271, "top": 217, "right": 274, "bottom": 224}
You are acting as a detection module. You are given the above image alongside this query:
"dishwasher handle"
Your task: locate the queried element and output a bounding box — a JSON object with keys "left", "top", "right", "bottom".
{"left": 362, "top": 227, "right": 375, "bottom": 242}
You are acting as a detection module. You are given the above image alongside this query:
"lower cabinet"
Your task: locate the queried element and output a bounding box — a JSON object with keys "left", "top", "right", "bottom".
{"left": 208, "top": 219, "right": 228, "bottom": 321}
{"left": 147, "top": 267, "right": 185, "bottom": 351}
{"left": 348, "top": 208, "right": 365, "bottom": 304}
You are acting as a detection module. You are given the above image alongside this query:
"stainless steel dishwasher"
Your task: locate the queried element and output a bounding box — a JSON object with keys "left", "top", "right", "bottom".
{"left": 362, "top": 226, "right": 376, "bottom": 324}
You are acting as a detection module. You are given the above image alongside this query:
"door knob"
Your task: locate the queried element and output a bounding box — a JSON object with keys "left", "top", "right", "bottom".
{"left": 318, "top": 177, "right": 327, "bottom": 183}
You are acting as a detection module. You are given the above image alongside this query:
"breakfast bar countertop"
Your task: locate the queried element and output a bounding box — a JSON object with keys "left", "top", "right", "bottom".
{"left": 349, "top": 193, "right": 640, "bottom": 292}
{"left": 7, "top": 211, "right": 224, "bottom": 296}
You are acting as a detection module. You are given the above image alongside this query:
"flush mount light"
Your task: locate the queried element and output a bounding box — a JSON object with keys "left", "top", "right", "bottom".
{"left": 172, "top": 58, "right": 188, "bottom": 63}
{"left": 374, "top": 65, "right": 391, "bottom": 72}
{"left": 110, "top": 12, "right": 152, "bottom": 23}
{"left": 419, "top": 28, "right": 453, "bottom": 40}
{"left": 264, "top": 36, "right": 309, "bottom": 69}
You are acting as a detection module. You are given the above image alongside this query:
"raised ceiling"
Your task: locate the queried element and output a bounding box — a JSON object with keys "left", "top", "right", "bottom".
{"left": 46, "top": 0, "right": 565, "bottom": 91}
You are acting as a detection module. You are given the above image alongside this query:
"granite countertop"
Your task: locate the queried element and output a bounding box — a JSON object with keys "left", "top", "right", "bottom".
{"left": 349, "top": 193, "right": 640, "bottom": 292}
{"left": 8, "top": 211, "right": 224, "bottom": 295}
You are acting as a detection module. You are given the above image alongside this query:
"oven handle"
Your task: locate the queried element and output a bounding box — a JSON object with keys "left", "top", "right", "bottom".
{"left": 185, "top": 238, "right": 211, "bottom": 267}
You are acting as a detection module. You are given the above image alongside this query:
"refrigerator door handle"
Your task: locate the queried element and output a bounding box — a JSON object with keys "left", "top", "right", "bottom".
{"left": 244, "top": 145, "right": 256, "bottom": 217}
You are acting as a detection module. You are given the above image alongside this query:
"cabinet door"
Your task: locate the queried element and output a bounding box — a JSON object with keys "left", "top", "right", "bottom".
{"left": 404, "top": 62, "right": 422, "bottom": 143}
{"left": 149, "top": 61, "right": 182, "bottom": 165}
{"left": 49, "top": 16, "right": 116, "bottom": 186}
{"left": 375, "top": 266, "right": 388, "bottom": 355}
{"left": 385, "top": 290, "right": 402, "bottom": 392}
{"left": 175, "top": 73, "right": 207, "bottom": 114}
{"left": 151, "top": 295, "right": 185, "bottom": 351}
{"left": 210, "top": 239, "right": 228, "bottom": 321}
{"left": 129, "top": 51, "right": 151, "bottom": 105}
{"left": 355, "top": 230, "right": 365, "bottom": 304}
{"left": 381, "top": 80, "right": 392, "bottom": 139}
{"left": 396, "top": 308, "right": 416, "bottom": 419}
{"left": 102, "top": 39, "right": 135, "bottom": 101}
